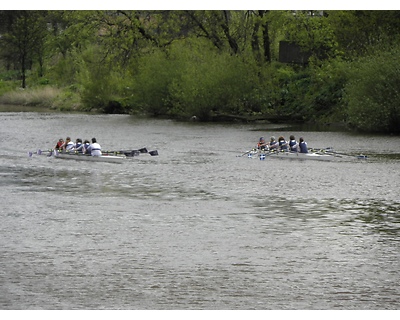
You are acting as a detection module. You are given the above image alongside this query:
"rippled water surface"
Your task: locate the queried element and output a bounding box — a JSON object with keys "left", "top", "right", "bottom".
{"left": 0, "top": 112, "right": 399, "bottom": 310}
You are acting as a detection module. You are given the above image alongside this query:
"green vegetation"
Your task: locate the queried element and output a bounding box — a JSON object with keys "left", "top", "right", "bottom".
{"left": 345, "top": 44, "right": 400, "bottom": 133}
{"left": 0, "top": 10, "right": 400, "bottom": 133}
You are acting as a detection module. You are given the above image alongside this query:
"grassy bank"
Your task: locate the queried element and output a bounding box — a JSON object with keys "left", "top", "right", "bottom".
{"left": 0, "top": 86, "right": 82, "bottom": 111}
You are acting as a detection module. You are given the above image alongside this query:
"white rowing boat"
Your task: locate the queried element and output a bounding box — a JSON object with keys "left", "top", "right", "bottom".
{"left": 53, "top": 151, "right": 128, "bottom": 163}
{"left": 28, "top": 148, "right": 159, "bottom": 163}
{"left": 247, "top": 149, "right": 336, "bottom": 161}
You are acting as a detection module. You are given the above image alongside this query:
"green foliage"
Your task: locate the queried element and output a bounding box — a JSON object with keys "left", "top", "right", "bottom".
{"left": 130, "top": 38, "right": 267, "bottom": 120}
{"left": 255, "top": 58, "right": 348, "bottom": 122}
{"left": 1, "top": 10, "right": 400, "bottom": 132}
{"left": 279, "top": 11, "right": 339, "bottom": 59}
{"left": 129, "top": 48, "right": 178, "bottom": 115}
{"left": 344, "top": 45, "right": 400, "bottom": 133}
{"left": 0, "top": 79, "right": 19, "bottom": 96}
{"left": 327, "top": 10, "right": 400, "bottom": 58}
{"left": 75, "top": 45, "right": 123, "bottom": 112}
{"left": 0, "top": 11, "right": 49, "bottom": 88}
{"left": 51, "top": 86, "right": 81, "bottom": 111}
{"left": 306, "top": 58, "right": 348, "bottom": 121}
{"left": 47, "top": 54, "right": 79, "bottom": 86}
{"left": 166, "top": 39, "right": 258, "bottom": 120}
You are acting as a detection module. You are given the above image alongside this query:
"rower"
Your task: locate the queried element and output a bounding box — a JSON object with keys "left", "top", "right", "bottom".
{"left": 82, "top": 140, "right": 90, "bottom": 154}
{"left": 257, "top": 137, "right": 268, "bottom": 151}
{"left": 74, "top": 138, "right": 84, "bottom": 153}
{"left": 288, "top": 135, "right": 299, "bottom": 152}
{"left": 278, "top": 136, "right": 288, "bottom": 151}
{"left": 269, "top": 136, "right": 279, "bottom": 150}
{"left": 86, "top": 137, "right": 102, "bottom": 156}
{"left": 63, "top": 137, "right": 75, "bottom": 151}
{"left": 299, "top": 137, "right": 308, "bottom": 153}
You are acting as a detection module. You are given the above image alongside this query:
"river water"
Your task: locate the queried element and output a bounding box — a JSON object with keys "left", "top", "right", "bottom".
{"left": 0, "top": 112, "right": 399, "bottom": 310}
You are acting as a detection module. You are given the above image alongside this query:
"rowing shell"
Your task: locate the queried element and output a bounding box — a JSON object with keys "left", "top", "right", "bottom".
{"left": 247, "top": 150, "right": 335, "bottom": 161}
{"left": 29, "top": 148, "right": 158, "bottom": 163}
{"left": 53, "top": 151, "right": 128, "bottom": 163}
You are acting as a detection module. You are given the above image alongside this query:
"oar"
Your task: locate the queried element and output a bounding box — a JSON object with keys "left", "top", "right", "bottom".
{"left": 329, "top": 150, "right": 368, "bottom": 159}
{"left": 237, "top": 148, "right": 257, "bottom": 157}
{"left": 103, "top": 147, "right": 148, "bottom": 154}
{"left": 309, "top": 147, "right": 333, "bottom": 153}
{"left": 103, "top": 149, "right": 140, "bottom": 156}
{"left": 123, "top": 149, "right": 158, "bottom": 157}
{"left": 103, "top": 148, "right": 158, "bottom": 157}
{"left": 311, "top": 147, "right": 367, "bottom": 159}
{"left": 28, "top": 149, "right": 53, "bottom": 157}
{"left": 261, "top": 149, "right": 282, "bottom": 158}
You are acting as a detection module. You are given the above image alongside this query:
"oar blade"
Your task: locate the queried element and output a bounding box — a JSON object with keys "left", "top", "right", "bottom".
{"left": 130, "top": 150, "right": 140, "bottom": 157}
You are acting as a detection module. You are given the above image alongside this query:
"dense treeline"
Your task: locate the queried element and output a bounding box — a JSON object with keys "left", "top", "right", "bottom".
{"left": 0, "top": 10, "right": 400, "bottom": 133}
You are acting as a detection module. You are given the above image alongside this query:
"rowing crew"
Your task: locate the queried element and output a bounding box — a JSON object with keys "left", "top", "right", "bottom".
{"left": 257, "top": 135, "right": 308, "bottom": 153}
{"left": 54, "top": 137, "right": 102, "bottom": 156}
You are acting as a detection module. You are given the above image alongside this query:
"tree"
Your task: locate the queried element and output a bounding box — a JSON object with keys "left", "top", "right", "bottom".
{"left": 0, "top": 10, "right": 48, "bottom": 88}
{"left": 250, "top": 10, "right": 271, "bottom": 63}
{"left": 326, "top": 10, "right": 400, "bottom": 58}
{"left": 184, "top": 10, "right": 269, "bottom": 59}
{"left": 277, "top": 11, "right": 339, "bottom": 61}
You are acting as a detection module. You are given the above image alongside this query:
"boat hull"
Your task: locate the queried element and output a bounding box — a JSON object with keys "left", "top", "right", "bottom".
{"left": 248, "top": 150, "right": 335, "bottom": 161}
{"left": 54, "top": 152, "right": 127, "bottom": 163}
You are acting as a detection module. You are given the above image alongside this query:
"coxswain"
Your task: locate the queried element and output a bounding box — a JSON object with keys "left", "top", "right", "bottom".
{"left": 54, "top": 138, "right": 64, "bottom": 150}
{"left": 299, "top": 137, "right": 308, "bottom": 153}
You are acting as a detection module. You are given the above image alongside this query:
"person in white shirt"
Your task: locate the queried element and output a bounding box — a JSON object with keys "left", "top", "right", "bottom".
{"left": 63, "top": 137, "right": 75, "bottom": 151}
{"left": 86, "top": 137, "right": 102, "bottom": 156}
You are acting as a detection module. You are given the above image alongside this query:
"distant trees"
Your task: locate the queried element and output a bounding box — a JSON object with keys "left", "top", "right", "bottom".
{"left": 0, "top": 10, "right": 399, "bottom": 132}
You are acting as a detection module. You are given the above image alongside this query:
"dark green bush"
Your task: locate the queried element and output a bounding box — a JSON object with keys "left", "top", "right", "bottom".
{"left": 344, "top": 45, "right": 400, "bottom": 133}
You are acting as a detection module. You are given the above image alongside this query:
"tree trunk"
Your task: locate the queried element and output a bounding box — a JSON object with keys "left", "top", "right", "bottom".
{"left": 259, "top": 10, "right": 271, "bottom": 63}
{"left": 251, "top": 16, "right": 262, "bottom": 63}
{"left": 221, "top": 11, "right": 239, "bottom": 54}
{"left": 21, "top": 54, "right": 26, "bottom": 88}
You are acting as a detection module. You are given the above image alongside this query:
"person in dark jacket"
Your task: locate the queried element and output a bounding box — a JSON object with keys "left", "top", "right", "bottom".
{"left": 299, "top": 137, "right": 308, "bottom": 153}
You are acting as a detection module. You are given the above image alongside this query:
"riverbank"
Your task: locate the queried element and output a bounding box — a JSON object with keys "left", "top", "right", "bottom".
{"left": 0, "top": 86, "right": 374, "bottom": 131}
{"left": 0, "top": 85, "right": 83, "bottom": 112}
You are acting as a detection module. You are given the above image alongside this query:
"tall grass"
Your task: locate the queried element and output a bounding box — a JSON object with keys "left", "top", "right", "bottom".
{"left": 0, "top": 86, "right": 61, "bottom": 107}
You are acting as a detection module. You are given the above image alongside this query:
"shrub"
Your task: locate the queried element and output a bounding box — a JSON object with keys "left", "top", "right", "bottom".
{"left": 76, "top": 45, "right": 122, "bottom": 112}
{"left": 166, "top": 39, "right": 260, "bottom": 120}
{"left": 129, "top": 48, "right": 178, "bottom": 116}
{"left": 344, "top": 45, "right": 400, "bottom": 133}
